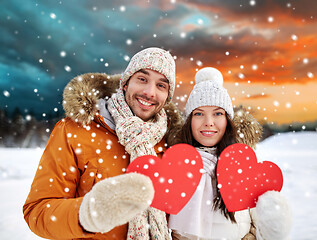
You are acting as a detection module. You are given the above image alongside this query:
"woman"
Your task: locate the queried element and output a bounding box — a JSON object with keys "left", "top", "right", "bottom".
{"left": 168, "top": 67, "right": 292, "bottom": 240}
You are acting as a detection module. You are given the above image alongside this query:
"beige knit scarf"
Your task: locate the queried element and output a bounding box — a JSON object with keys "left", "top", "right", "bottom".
{"left": 107, "top": 89, "right": 170, "bottom": 240}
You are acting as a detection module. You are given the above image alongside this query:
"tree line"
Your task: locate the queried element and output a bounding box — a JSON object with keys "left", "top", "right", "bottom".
{"left": 0, "top": 108, "right": 61, "bottom": 148}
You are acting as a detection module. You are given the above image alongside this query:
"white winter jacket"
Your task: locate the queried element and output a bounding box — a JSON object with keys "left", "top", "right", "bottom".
{"left": 169, "top": 148, "right": 252, "bottom": 240}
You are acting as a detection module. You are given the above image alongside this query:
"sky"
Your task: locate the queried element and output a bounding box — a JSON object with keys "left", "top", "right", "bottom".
{"left": 0, "top": 0, "right": 316, "bottom": 124}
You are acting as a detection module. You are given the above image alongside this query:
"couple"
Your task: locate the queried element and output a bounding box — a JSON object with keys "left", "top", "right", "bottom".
{"left": 23, "top": 47, "right": 291, "bottom": 240}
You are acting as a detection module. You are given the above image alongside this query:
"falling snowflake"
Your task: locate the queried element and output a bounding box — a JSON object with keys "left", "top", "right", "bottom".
{"left": 196, "top": 60, "right": 203, "bottom": 66}
{"left": 50, "top": 13, "right": 56, "bottom": 19}
{"left": 197, "top": 18, "right": 203, "bottom": 25}
{"left": 60, "top": 51, "right": 66, "bottom": 57}
{"left": 75, "top": 148, "right": 82, "bottom": 154}
{"left": 307, "top": 72, "right": 314, "bottom": 78}
{"left": 123, "top": 55, "right": 130, "bottom": 62}
{"left": 238, "top": 73, "right": 245, "bottom": 79}
{"left": 273, "top": 101, "right": 280, "bottom": 107}
{"left": 119, "top": 6, "right": 126, "bottom": 12}
{"left": 291, "top": 34, "right": 298, "bottom": 41}
{"left": 249, "top": 0, "right": 256, "bottom": 6}
{"left": 64, "top": 65, "right": 71, "bottom": 72}
{"left": 3, "top": 90, "right": 10, "bottom": 97}
{"left": 187, "top": 172, "right": 193, "bottom": 178}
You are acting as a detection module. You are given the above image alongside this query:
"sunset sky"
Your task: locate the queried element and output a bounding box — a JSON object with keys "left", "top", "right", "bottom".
{"left": 1, "top": 0, "right": 316, "bottom": 124}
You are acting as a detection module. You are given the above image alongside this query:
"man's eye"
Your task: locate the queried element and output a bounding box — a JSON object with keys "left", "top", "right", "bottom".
{"left": 138, "top": 77, "right": 146, "bottom": 82}
{"left": 158, "top": 84, "right": 166, "bottom": 89}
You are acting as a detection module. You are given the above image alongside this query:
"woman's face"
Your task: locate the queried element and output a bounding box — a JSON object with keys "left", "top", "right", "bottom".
{"left": 191, "top": 106, "right": 227, "bottom": 147}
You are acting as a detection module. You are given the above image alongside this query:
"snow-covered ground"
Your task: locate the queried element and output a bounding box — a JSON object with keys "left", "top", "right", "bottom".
{"left": 0, "top": 148, "right": 44, "bottom": 239}
{"left": 0, "top": 132, "right": 316, "bottom": 239}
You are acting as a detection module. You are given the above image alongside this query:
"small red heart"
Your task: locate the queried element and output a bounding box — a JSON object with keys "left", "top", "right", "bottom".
{"left": 127, "top": 144, "right": 203, "bottom": 214}
{"left": 217, "top": 143, "right": 283, "bottom": 212}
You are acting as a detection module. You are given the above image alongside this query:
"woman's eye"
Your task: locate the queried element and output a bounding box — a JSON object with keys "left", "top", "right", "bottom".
{"left": 215, "top": 112, "right": 224, "bottom": 116}
{"left": 193, "top": 112, "right": 202, "bottom": 116}
{"left": 138, "top": 77, "right": 146, "bottom": 82}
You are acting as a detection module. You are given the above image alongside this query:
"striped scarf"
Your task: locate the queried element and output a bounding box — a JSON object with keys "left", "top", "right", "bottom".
{"left": 107, "top": 89, "right": 170, "bottom": 240}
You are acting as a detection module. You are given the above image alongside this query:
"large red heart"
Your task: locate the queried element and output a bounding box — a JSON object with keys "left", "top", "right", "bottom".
{"left": 127, "top": 144, "right": 203, "bottom": 214}
{"left": 217, "top": 143, "right": 283, "bottom": 212}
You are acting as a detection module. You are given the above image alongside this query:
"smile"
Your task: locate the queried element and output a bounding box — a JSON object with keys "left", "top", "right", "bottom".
{"left": 200, "top": 131, "right": 217, "bottom": 137}
{"left": 137, "top": 97, "right": 155, "bottom": 109}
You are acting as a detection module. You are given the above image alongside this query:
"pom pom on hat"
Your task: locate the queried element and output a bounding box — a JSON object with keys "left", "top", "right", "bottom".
{"left": 185, "top": 67, "right": 234, "bottom": 119}
{"left": 195, "top": 67, "right": 223, "bottom": 86}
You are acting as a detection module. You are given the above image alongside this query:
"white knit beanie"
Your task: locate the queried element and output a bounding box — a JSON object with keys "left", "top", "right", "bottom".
{"left": 185, "top": 67, "right": 234, "bottom": 119}
{"left": 121, "top": 47, "right": 176, "bottom": 102}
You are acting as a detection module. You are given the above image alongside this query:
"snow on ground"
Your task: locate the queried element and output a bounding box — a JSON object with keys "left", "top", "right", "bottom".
{"left": 0, "top": 132, "right": 316, "bottom": 239}
{"left": 0, "top": 148, "right": 44, "bottom": 239}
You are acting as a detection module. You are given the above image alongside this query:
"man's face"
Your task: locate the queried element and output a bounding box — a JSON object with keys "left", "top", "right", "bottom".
{"left": 123, "top": 69, "right": 169, "bottom": 121}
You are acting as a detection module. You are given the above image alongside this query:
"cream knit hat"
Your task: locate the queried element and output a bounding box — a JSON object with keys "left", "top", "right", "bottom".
{"left": 185, "top": 67, "right": 234, "bottom": 119}
{"left": 121, "top": 47, "right": 176, "bottom": 102}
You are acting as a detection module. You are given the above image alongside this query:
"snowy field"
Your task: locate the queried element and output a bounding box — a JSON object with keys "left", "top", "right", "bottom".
{"left": 0, "top": 132, "right": 316, "bottom": 240}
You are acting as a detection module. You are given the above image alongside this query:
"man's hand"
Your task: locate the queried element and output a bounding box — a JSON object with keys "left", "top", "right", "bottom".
{"left": 79, "top": 173, "right": 154, "bottom": 233}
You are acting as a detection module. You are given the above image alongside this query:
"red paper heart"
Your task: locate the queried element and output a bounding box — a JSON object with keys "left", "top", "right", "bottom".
{"left": 127, "top": 144, "right": 203, "bottom": 214}
{"left": 217, "top": 143, "right": 283, "bottom": 212}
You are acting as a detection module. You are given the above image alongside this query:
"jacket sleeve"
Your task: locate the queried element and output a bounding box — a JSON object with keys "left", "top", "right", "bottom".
{"left": 23, "top": 119, "right": 95, "bottom": 239}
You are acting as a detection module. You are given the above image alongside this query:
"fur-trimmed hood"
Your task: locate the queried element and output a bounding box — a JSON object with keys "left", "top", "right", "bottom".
{"left": 62, "top": 73, "right": 262, "bottom": 148}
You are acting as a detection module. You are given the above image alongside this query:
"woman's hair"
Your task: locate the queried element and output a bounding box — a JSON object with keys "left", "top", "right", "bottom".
{"left": 178, "top": 111, "right": 237, "bottom": 223}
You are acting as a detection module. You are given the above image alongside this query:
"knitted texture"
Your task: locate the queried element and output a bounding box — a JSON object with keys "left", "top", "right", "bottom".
{"left": 121, "top": 47, "right": 176, "bottom": 102}
{"left": 78, "top": 173, "right": 154, "bottom": 234}
{"left": 185, "top": 67, "right": 234, "bottom": 119}
{"left": 255, "top": 191, "right": 292, "bottom": 240}
{"left": 107, "top": 89, "right": 169, "bottom": 240}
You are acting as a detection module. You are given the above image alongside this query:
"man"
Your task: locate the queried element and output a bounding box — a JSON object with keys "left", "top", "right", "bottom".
{"left": 23, "top": 47, "right": 183, "bottom": 239}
